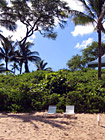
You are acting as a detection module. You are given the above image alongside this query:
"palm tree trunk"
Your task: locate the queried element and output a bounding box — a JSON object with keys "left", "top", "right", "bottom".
{"left": 98, "top": 22, "right": 102, "bottom": 79}
{"left": 20, "top": 62, "right": 22, "bottom": 74}
{"left": 20, "top": 43, "right": 29, "bottom": 73}
{"left": 6, "top": 61, "right": 8, "bottom": 71}
{"left": 6, "top": 60, "right": 8, "bottom": 75}
{"left": 25, "top": 60, "right": 29, "bottom": 73}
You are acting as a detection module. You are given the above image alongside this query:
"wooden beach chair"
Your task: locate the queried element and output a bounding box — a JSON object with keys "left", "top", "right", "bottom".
{"left": 63, "top": 105, "right": 75, "bottom": 118}
{"left": 44, "top": 105, "right": 57, "bottom": 118}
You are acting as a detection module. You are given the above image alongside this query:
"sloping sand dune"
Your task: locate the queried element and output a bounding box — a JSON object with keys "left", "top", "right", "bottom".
{"left": 0, "top": 112, "right": 105, "bottom": 140}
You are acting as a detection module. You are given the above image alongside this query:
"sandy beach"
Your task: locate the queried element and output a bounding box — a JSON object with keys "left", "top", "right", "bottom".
{"left": 0, "top": 112, "right": 105, "bottom": 140}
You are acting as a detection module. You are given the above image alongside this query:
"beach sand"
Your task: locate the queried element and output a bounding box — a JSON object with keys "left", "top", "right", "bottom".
{"left": 0, "top": 112, "right": 105, "bottom": 140}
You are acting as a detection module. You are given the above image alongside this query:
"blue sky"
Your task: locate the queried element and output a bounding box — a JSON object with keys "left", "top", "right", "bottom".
{"left": 30, "top": 20, "right": 98, "bottom": 72}
{"left": 2, "top": 0, "right": 105, "bottom": 73}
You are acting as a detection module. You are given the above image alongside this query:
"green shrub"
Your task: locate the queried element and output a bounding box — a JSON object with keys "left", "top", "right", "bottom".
{"left": 56, "top": 109, "right": 63, "bottom": 113}
{"left": 0, "top": 70, "right": 105, "bottom": 113}
{"left": 57, "top": 96, "right": 66, "bottom": 110}
{"left": 66, "top": 91, "right": 84, "bottom": 113}
{"left": 31, "top": 99, "right": 42, "bottom": 111}
{"left": 9, "top": 104, "right": 22, "bottom": 113}
{"left": 89, "top": 95, "right": 105, "bottom": 113}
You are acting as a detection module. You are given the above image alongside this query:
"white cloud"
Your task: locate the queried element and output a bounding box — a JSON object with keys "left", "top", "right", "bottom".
{"left": 7, "top": 0, "right": 13, "bottom": 7}
{"left": 64, "top": 0, "right": 84, "bottom": 12}
{"left": 75, "top": 38, "right": 93, "bottom": 49}
{"left": 0, "top": 20, "right": 36, "bottom": 42}
{"left": 1, "top": 21, "right": 26, "bottom": 41}
{"left": 63, "top": 0, "right": 96, "bottom": 37}
{"left": 71, "top": 24, "right": 95, "bottom": 36}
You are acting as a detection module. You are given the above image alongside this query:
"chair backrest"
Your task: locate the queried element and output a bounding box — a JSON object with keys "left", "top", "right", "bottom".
{"left": 66, "top": 105, "right": 74, "bottom": 114}
{"left": 48, "top": 105, "right": 56, "bottom": 113}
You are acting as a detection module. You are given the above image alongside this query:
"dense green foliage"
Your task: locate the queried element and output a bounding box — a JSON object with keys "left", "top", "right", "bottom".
{"left": 67, "top": 54, "right": 85, "bottom": 71}
{"left": 0, "top": 69, "right": 105, "bottom": 113}
{"left": 82, "top": 42, "right": 105, "bottom": 62}
{"left": 67, "top": 41, "right": 105, "bottom": 71}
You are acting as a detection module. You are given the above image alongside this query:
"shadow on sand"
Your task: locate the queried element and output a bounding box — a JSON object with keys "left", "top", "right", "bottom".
{"left": 0, "top": 112, "right": 76, "bottom": 130}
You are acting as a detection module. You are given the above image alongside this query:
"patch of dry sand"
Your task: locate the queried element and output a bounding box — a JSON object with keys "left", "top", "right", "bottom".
{"left": 0, "top": 112, "right": 105, "bottom": 140}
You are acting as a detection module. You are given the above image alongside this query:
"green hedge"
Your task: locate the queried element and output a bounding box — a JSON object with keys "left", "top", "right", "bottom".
{"left": 0, "top": 69, "right": 105, "bottom": 113}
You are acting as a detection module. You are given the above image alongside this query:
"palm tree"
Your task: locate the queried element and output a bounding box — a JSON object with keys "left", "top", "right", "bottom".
{"left": 35, "top": 60, "right": 52, "bottom": 71}
{"left": 13, "top": 49, "right": 24, "bottom": 74}
{"left": 0, "top": 36, "right": 15, "bottom": 72}
{"left": 10, "top": 62, "right": 20, "bottom": 74}
{"left": 0, "top": 0, "right": 16, "bottom": 31}
{"left": 0, "top": 1, "right": 17, "bottom": 74}
{"left": 0, "top": 63, "right": 6, "bottom": 73}
{"left": 69, "top": 0, "right": 105, "bottom": 79}
{"left": 18, "top": 42, "right": 41, "bottom": 73}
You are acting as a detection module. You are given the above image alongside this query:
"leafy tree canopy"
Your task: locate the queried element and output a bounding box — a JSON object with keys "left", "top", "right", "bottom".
{"left": 67, "top": 41, "right": 105, "bottom": 71}
{"left": 82, "top": 41, "right": 105, "bottom": 62}
{"left": 66, "top": 54, "right": 84, "bottom": 71}
{"left": 0, "top": 0, "right": 16, "bottom": 31}
{"left": 11, "top": 0, "right": 70, "bottom": 43}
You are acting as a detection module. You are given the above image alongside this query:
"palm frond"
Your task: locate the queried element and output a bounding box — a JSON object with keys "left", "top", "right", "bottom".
{"left": 99, "top": 1, "right": 105, "bottom": 20}
{"left": 0, "top": 48, "right": 5, "bottom": 55}
{"left": 27, "top": 56, "right": 41, "bottom": 62}
{"left": 77, "top": 0, "right": 96, "bottom": 19}
{"left": 0, "top": 62, "right": 6, "bottom": 73}
{"left": 26, "top": 51, "right": 39, "bottom": 56}
{"left": 0, "top": 33, "right": 12, "bottom": 48}
{"left": 70, "top": 10, "right": 95, "bottom": 25}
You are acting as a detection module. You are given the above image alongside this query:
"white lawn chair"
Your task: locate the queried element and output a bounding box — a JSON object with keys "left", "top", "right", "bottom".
{"left": 44, "top": 105, "right": 57, "bottom": 117}
{"left": 63, "top": 105, "right": 75, "bottom": 118}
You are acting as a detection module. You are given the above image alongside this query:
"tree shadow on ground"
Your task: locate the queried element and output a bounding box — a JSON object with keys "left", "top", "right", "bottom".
{"left": 100, "top": 125, "right": 105, "bottom": 128}
{"left": 0, "top": 112, "right": 76, "bottom": 130}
